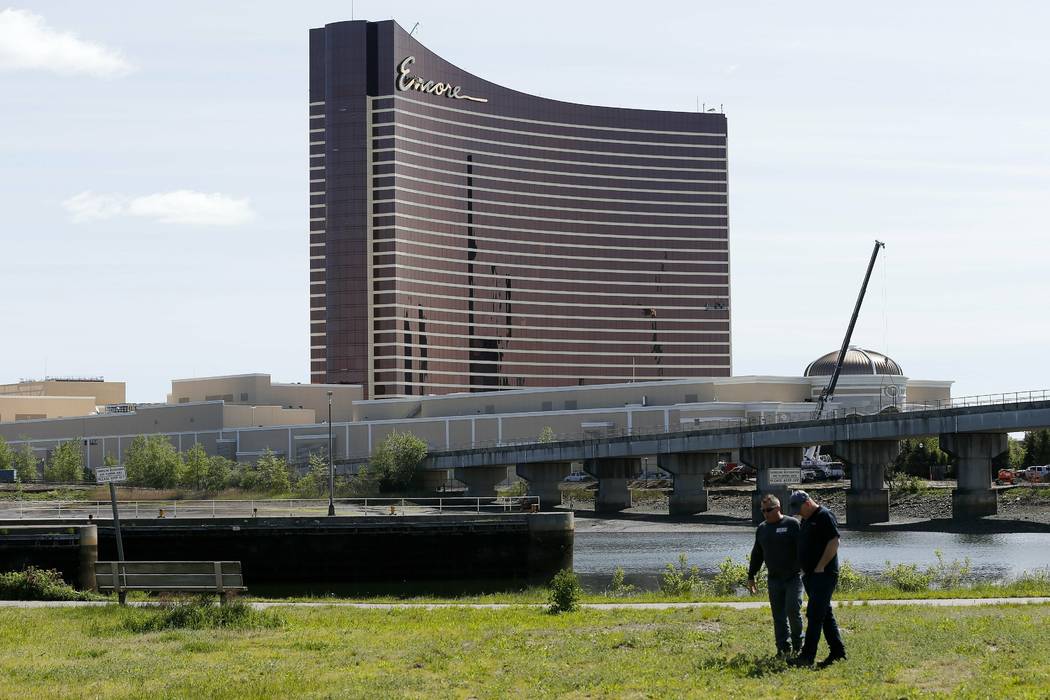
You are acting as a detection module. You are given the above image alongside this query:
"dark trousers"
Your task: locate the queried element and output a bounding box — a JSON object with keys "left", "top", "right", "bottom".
{"left": 800, "top": 572, "right": 845, "bottom": 660}
{"left": 767, "top": 574, "right": 804, "bottom": 654}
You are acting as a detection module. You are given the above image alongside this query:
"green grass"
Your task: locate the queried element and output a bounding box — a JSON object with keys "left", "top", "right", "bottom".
{"left": 1, "top": 603, "right": 1048, "bottom": 698}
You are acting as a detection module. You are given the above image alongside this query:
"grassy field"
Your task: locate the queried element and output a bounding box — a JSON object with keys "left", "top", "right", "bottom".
{"left": 0, "top": 602, "right": 1048, "bottom": 699}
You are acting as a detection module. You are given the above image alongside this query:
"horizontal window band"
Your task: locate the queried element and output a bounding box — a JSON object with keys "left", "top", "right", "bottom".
{"left": 373, "top": 177, "right": 726, "bottom": 207}
{"left": 383, "top": 95, "right": 727, "bottom": 138}
{"left": 373, "top": 250, "right": 728, "bottom": 272}
{"left": 389, "top": 124, "right": 726, "bottom": 161}
{"left": 385, "top": 107, "right": 726, "bottom": 149}
{"left": 374, "top": 161, "right": 726, "bottom": 194}
{"left": 377, "top": 147, "right": 726, "bottom": 184}
{"left": 369, "top": 279, "right": 722, "bottom": 302}
{"left": 372, "top": 224, "right": 728, "bottom": 253}
{"left": 375, "top": 198, "right": 723, "bottom": 228}
{"left": 373, "top": 144, "right": 726, "bottom": 174}
{"left": 373, "top": 343, "right": 728, "bottom": 359}
{"left": 369, "top": 330, "right": 727, "bottom": 346}
{"left": 371, "top": 303, "right": 729, "bottom": 324}
{"left": 374, "top": 358, "right": 728, "bottom": 372}
{"left": 373, "top": 265, "right": 727, "bottom": 287}
{"left": 370, "top": 289, "right": 725, "bottom": 310}
{"left": 372, "top": 275, "right": 726, "bottom": 299}
{"left": 373, "top": 187, "right": 723, "bottom": 218}
{"left": 375, "top": 212, "right": 727, "bottom": 239}
{"left": 372, "top": 371, "right": 730, "bottom": 388}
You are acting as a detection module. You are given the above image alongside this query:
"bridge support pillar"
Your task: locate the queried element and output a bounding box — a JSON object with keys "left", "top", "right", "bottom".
{"left": 940, "top": 433, "right": 1006, "bottom": 520}
{"left": 583, "top": 458, "right": 638, "bottom": 513}
{"left": 740, "top": 447, "right": 803, "bottom": 524}
{"left": 453, "top": 465, "right": 510, "bottom": 497}
{"left": 833, "top": 440, "right": 898, "bottom": 525}
{"left": 516, "top": 462, "right": 573, "bottom": 510}
{"left": 420, "top": 469, "right": 449, "bottom": 493}
{"left": 660, "top": 453, "right": 719, "bottom": 515}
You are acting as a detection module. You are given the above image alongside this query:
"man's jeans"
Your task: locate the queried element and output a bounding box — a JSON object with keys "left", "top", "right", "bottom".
{"left": 800, "top": 571, "right": 846, "bottom": 660}
{"left": 767, "top": 574, "right": 803, "bottom": 654}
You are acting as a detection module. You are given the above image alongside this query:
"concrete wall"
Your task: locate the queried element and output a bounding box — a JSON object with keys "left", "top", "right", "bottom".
{"left": 168, "top": 374, "right": 362, "bottom": 421}
{"left": 0, "top": 380, "right": 126, "bottom": 405}
{"left": 0, "top": 396, "right": 98, "bottom": 423}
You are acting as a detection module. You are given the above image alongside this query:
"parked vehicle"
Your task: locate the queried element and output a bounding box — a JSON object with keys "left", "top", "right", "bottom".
{"left": 1025, "top": 465, "right": 1050, "bottom": 483}
{"left": 800, "top": 455, "right": 845, "bottom": 481}
{"left": 706, "top": 462, "right": 756, "bottom": 485}
{"left": 996, "top": 468, "right": 1017, "bottom": 485}
{"left": 563, "top": 471, "right": 591, "bottom": 483}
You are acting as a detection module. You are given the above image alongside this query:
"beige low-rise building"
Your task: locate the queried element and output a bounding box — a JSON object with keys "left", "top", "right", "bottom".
{"left": 0, "top": 349, "right": 951, "bottom": 476}
{"left": 0, "top": 378, "right": 127, "bottom": 423}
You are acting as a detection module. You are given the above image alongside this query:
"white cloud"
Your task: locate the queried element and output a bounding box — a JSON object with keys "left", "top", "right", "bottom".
{"left": 62, "top": 190, "right": 256, "bottom": 226}
{"left": 0, "top": 8, "right": 133, "bottom": 77}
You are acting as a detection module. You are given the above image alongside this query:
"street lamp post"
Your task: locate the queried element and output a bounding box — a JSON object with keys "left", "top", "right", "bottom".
{"left": 327, "top": 391, "right": 335, "bottom": 516}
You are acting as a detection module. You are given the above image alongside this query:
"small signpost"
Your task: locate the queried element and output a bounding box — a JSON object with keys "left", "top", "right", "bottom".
{"left": 96, "top": 466, "right": 127, "bottom": 603}
{"left": 766, "top": 468, "right": 802, "bottom": 486}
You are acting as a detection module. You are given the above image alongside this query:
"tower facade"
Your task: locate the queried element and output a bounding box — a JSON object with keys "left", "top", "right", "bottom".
{"left": 310, "top": 20, "right": 730, "bottom": 397}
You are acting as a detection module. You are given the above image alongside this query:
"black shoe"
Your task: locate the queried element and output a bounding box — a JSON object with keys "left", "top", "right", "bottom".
{"left": 816, "top": 652, "right": 847, "bottom": 669}
{"left": 787, "top": 655, "right": 814, "bottom": 668}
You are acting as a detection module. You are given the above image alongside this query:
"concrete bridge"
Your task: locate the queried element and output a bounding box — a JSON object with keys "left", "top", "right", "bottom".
{"left": 426, "top": 399, "right": 1050, "bottom": 525}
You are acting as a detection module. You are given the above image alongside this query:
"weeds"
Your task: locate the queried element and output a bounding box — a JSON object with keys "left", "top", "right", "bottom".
{"left": 121, "top": 598, "right": 283, "bottom": 632}
{"left": 660, "top": 554, "right": 704, "bottom": 596}
{"left": 607, "top": 567, "right": 636, "bottom": 596}
{"left": 0, "top": 567, "right": 99, "bottom": 601}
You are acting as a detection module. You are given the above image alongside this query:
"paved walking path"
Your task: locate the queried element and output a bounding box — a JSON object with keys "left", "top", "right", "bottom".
{"left": 2, "top": 596, "right": 1049, "bottom": 610}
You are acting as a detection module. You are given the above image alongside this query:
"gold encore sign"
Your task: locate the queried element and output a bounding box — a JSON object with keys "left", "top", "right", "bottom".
{"left": 396, "top": 56, "right": 488, "bottom": 103}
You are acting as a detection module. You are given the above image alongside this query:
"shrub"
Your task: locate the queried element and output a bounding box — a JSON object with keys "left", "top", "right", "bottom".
{"left": 538, "top": 426, "right": 556, "bottom": 443}
{"left": 121, "top": 598, "right": 283, "bottom": 632}
{"left": 660, "top": 554, "right": 704, "bottom": 596}
{"left": 239, "top": 450, "right": 291, "bottom": 494}
{"left": 887, "top": 470, "right": 928, "bottom": 497}
{"left": 882, "top": 561, "right": 933, "bottom": 592}
{"left": 607, "top": 567, "right": 636, "bottom": 597}
{"left": 926, "top": 550, "right": 975, "bottom": 589}
{"left": 835, "top": 561, "right": 871, "bottom": 592}
{"left": 712, "top": 556, "right": 759, "bottom": 596}
{"left": 547, "top": 569, "right": 582, "bottom": 614}
{"left": 366, "top": 431, "right": 428, "bottom": 492}
{"left": 0, "top": 567, "right": 97, "bottom": 601}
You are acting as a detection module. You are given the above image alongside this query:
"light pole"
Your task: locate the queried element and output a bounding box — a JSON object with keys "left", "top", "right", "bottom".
{"left": 327, "top": 391, "right": 335, "bottom": 516}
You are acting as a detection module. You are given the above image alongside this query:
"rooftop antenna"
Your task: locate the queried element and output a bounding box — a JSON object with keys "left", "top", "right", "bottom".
{"left": 409, "top": 22, "right": 420, "bottom": 37}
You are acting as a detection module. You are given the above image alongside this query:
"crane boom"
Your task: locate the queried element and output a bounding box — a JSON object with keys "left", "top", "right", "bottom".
{"left": 814, "top": 239, "right": 886, "bottom": 418}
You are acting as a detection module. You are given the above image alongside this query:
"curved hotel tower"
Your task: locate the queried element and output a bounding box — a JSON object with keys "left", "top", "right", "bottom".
{"left": 310, "top": 20, "right": 730, "bottom": 397}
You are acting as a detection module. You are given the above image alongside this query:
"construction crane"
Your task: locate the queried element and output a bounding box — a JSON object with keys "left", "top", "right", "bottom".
{"left": 814, "top": 239, "right": 886, "bottom": 418}
{"left": 802, "top": 240, "right": 885, "bottom": 467}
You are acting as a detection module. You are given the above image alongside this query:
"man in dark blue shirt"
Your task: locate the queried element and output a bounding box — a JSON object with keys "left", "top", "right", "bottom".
{"left": 747, "top": 494, "right": 803, "bottom": 656}
{"left": 787, "top": 490, "right": 847, "bottom": 668}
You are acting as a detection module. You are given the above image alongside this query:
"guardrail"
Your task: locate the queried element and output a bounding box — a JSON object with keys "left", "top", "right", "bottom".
{"left": 0, "top": 495, "right": 541, "bottom": 520}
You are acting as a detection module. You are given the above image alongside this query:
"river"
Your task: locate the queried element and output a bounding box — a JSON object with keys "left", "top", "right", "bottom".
{"left": 573, "top": 529, "right": 1050, "bottom": 591}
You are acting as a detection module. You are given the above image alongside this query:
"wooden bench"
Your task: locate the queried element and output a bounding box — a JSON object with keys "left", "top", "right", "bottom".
{"left": 94, "top": 561, "right": 246, "bottom": 604}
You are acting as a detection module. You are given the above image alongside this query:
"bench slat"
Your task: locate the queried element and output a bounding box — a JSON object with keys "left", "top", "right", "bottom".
{"left": 95, "top": 575, "right": 244, "bottom": 587}
{"left": 94, "top": 561, "right": 241, "bottom": 575}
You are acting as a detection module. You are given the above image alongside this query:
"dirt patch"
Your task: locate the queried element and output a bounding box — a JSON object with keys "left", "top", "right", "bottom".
{"left": 897, "top": 656, "right": 975, "bottom": 694}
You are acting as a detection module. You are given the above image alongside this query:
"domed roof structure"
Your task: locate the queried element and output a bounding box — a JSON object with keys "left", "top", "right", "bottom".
{"left": 804, "top": 347, "right": 903, "bottom": 377}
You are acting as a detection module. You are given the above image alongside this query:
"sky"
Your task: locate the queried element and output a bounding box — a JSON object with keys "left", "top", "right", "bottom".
{"left": 1, "top": 1, "right": 1048, "bottom": 402}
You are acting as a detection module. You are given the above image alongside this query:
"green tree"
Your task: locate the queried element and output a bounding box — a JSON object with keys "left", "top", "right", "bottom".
{"left": 11, "top": 441, "right": 38, "bottom": 479}
{"left": 295, "top": 452, "right": 330, "bottom": 498}
{"left": 180, "top": 443, "right": 209, "bottom": 490}
{"left": 43, "top": 441, "right": 83, "bottom": 483}
{"left": 538, "top": 426, "right": 555, "bottom": 443}
{"left": 1023, "top": 429, "right": 1050, "bottom": 467}
{"left": 242, "top": 450, "right": 291, "bottom": 494}
{"left": 203, "top": 456, "right": 234, "bottom": 492}
{"left": 366, "top": 431, "right": 428, "bottom": 492}
{"left": 124, "top": 435, "right": 183, "bottom": 488}
{"left": 0, "top": 437, "right": 12, "bottom": 471}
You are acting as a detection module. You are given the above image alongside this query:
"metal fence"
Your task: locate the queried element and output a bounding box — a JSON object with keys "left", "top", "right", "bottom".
{"left": 0, "top": 495, "right": 541, "bottom": 520}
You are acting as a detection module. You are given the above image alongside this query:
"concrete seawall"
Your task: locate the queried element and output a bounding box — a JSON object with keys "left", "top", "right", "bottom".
{"left": 0, "top": 513, "right": 573, "bottom": 588}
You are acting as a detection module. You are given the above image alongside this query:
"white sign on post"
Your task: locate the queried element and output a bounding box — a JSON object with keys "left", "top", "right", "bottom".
{"left": 766, "top": 468, "right": 802, "bottom": 486}
{"left": 95, "top": 467, "right": 127, "bottom": 484}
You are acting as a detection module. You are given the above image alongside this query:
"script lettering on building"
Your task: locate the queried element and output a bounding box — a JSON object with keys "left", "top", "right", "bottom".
{"left": 396, "top": 56, "right": 488, "bottom": 103}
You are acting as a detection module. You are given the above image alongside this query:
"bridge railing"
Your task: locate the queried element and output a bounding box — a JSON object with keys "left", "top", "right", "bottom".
{"left": 0, "top": 495, "right": 541, "bottom": 520}
{"left": 409, "top": 389, "right": 1050, "bottom": 457}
